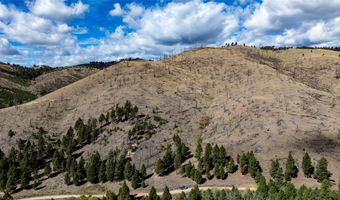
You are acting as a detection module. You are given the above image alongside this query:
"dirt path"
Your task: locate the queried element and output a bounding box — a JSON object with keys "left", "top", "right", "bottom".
{"left": 16, "top": 186, "right": 257, "bottom": 200}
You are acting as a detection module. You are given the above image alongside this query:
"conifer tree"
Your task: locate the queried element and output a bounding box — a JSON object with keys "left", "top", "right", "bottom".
{"left": 194, "top": 169, "right": 203, "bottom": 184}
{"left": 114, "top": 159, "right": 124, "bottom": 180}
{"left": 118, "top": 182, "right": 130, "bottom": 200}
{"left": 106, "top": 157, "right": 115, "bottom": 181}
{"left": 44, "top": 162, "right": 51, "bottom": 177}
{"left": 0, "top": 170, "right": 7, "bottom": 191}
{"left": 64, "top": 172, "right": 71, "bottom": 185}
{"left": 227, "top": 158, "right": 237, "bottom": 173}
{"left": 161, "top": 186, "right": 172, "bottom": 200}
{"left": 175, "top": 192, "right": 186, "bottom": 200}
{"left": 314, "top": 157, "right": 332, "bottom": 182}
{"left": 99, "top": 113, "right": 106, "bottom": 126}
{"left": 99, "top": 161, "right": 107, "bottom": 183}
{"left": 131, "top": 170, "right": 140, "bottom": 189}
{"left": 284, "top": 152, "right": 298, "bottom": 181}
{"left": 148, "top": 186, "right": 158, "bottom": 200}
{"left": 195, "top": 137, "right": 202, "bottom": 160}
{"left": 302, "top": 152, "right": 314, "bottom": 177}
{"left": 20, "top": 169, "right": 30, "bottom": 189}
{"left": 124, "top": 161, "right": 133, "bottom": 181}
{"left": 140, "top": 164, "right": 147, "bottom": 179}
{"left": 203, "top": 144, "right": 212, "bottom": 170}
{"left": 5, "top": 165, "right": 16, "bottom": 192}
{"left": 77, "top": 157, "right": 86, "bottom": 181}
{"left": 188, "top": 185, "right": 201, "bottom": 200}
{"left": 239, "top": 153, "right": 248, "bottom": 175}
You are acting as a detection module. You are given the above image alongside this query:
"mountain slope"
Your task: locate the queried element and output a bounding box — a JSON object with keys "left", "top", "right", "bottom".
{"left": 0, "top": 47, "right": 339, "bottom": 193}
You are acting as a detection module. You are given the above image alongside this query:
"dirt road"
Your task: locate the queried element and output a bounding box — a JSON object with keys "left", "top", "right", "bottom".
{"left": 16, "top": 186, "right": 257, "bottom": 200}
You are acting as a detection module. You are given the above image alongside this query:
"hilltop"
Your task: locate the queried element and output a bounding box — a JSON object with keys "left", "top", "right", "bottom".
{"left": 0, "top": 46, "right": 339, "bottom": 197}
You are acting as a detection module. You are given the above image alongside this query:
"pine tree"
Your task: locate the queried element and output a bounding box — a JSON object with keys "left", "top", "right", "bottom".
{"left": 314, "top": 157, "right": 332, "bottom": 182}
{"left": 131, "top": 170, "right": 140, "bottom": 189}
{"left": 227, "top": 158, "right": 237, "bottom": 173}
{"left": 188, "top": 185, "right": 201, "bottom": 200}
{"left": 106, "top": 157, "right": 115, "bottom": 181}
{"left": 302, "top": 152, "right": 314, "bottom": 177}
{"left": 114, "top": 159, "right": 124, "bottom": 180}
{"left": 0, "top": 170, "right": 7, "bottom": 191}
{"left": 124, "top": 161, "right": 133, "bottom": 180}
{"left": 77, "top": 157, "right": 86, "bottom": 181}
{"left": 175, "top": 192, "right": 186, "bottom": 200}
{"left": 161, "top": 186, "right": 172, "bottom": 200}
{"left": 5, "top": 166, "right": 16, "bottom": 192}
{"left": 140, "top": 164, "right": 147, "bottom": 179}
{"left": 44, "top": 163, "right": 51, "bottom": 177}
{"left": 203, "top": 144, "right": 212, "bottom": 170}
{"left": 155, "top": 159, "right": 164, "bottom": 175}
{"left": 99, "top": 161, "right": 107, "bottom": 182}
{"left": 284, "top": 152, "right": 298, "bottom": 181}
{"left": 148, "top": 186, "right": 158, "bottom": 200}
{"left": 99, "top": 113, "right": 106, "bottom": 126}
{"left": 86, "top": 152, "right": 101, "bottom": 183}
{"left": 193, "top": 169, "right": 203, "bottom": 184}
{"left": 64, "top": 172, "right": 71, "bottom": 185}
{"left": 255, "top": 175, "right": 267, "bottom": 199}
{"left": 195, "top": 136, "right": 202, "bottom": 160}
{"left": 20, "top": 169, "right": 30, "bottom": 189}
{"left": 118, "top": 182, "right": 130, "bottom": 200}
{"left": 239, "top": 153, "right": 248, "bottom": 175}
{"left": 174, "top": 152, "right": 182, "bottom": 170}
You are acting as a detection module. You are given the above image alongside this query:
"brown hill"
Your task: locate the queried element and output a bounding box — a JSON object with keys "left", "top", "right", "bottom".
{"left": 0, "top": 46, "right": 339, "bottom": 195}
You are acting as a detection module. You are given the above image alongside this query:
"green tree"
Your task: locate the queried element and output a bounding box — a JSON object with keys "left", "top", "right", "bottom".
{"left": 140, "top": 164, "right": 147, "bottom": 179}
{"left": 188, "top": 185, "right": 201, "bottom": 200}
{"left": 0, "top": 170, "right": 7, "bottom": 191}
{"left": 302, "top": 152, "right": 314, "bottom": 177}
{"left": 148, "top": 186, "right": 158, "bottom": 200}
{"left": 64, "top": 172, "right": 71, "bottom": 185}
{"left": 5, "top": 166, "right": 16, "bottom": 192}
{"left": 124, "top": 161, "right": 133, "bottom": 180}
{"left": 114, "top": 159, "right": 124, "bottom": 180}
{"left": 203, "top": 144, "right": 212, "bottom": 171}
{"left": 131, "top": 170, "right": 140, "bottom": 189}
{"left": 314, "top": 157, "right": 332, "bottom": 182}
{"left": 106, "top": 155, "right": 115, "bottom": 181}
{"left": 77, "top": 157, "right": 86, "bottom": 181}
{"left": 99, "top": 161, "right": 107, "bottom": 182}
{"left": 194, "top": 169, "right": 203, "bottom": 184}
{"left": 44, "top": 163, "right": 51, "bottom": 177}
{"left": 239, "top": 153, "right": 248, "bottom": 175}
{"left": 99, "top": 113, "right": 106, "bottom": 126}
{"left": 227, "top": 158, "right": 237, "bottom": 173}
{"left": 255, "top": 175, "right": 267, "bottom": 199}
{"left": 20, "top": 169, "right": 30, "bottom": 189}
{"left": 284, "top": 152, "right": 298, "bottom": 181}
{"left": 155, "top": 159, "right": 164, "bottom": 175}
{"left": 195, "top": 136, "right": 203, "bottom": 160}
{"left": 175, "top": 192, "right": 186, "bottom": 200}
{"left": 118, "top": 182, "right": 131, "bottom": 200}
{"left": 161, "top": 186, "right": 172, "bottom": 200}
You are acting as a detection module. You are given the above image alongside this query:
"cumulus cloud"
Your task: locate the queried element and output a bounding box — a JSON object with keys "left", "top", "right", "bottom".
{"left": 0, "top": 38, "right": 20, "bottom": 56}
{"left": 109, "top": 3, "right": 125, "bottom": 16}
{"left": 243, "top": 0, "right": 340, "bottom": 46}
{"left": 27, "top": 0, "right": 89, "bottom": 22}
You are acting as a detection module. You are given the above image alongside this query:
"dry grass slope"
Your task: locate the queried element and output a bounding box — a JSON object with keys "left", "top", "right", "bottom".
{"left": 0, "top": 47, "right": 339, "bottom": 196}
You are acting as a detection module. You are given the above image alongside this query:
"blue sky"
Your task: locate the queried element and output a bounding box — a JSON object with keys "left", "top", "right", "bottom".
{"left": 0, "top": 0, "right": 339, "bottom": 67}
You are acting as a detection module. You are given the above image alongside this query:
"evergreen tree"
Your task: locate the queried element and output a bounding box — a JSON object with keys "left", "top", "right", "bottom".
{"left": 175, "top": 192, "right": 186, "bottom": 200}
{"left": 140, "top": 164, "right": 147, "bottom": 179}
{"left": 284, "top": 152, "right": 298, "bottom": 181}
{"left": 106, "top": 157, "right": 115, "bottom": 181}
{"left": 194, "top": 169, "right": 203, "bottom": 184}
{"left": 148, "top": 186, "right": 159, "bottom": 200}
{"left": 174, "top": 152, "right": 182, "bottom": 170}
{"left": 131, "top": 170, "right": 140, "bottom": 189}
{"left": 114, "top": 159, "right": 124, "bottom": 180}
{"left": 255, "top": 175, "right": 267, "bottom": 199}
{"left": 155, "top": 159, "right": 164, "bottom": 175}
{"left": 124, "top": 161, "right": 133, "bottom": 180}
{"left": 64, "top": 172, "right": 71, "bottom": 185}
{"left": 106, "top": 191, "right": 117, "bottom": 200}
{"left": 314, "top": 157, "right": 332, "bottom": 182}
{"left": 77, "top": 157, "right": 86, "bottom": 181}
{"left": 239, "top": 153, "right": 248, "bottom": 175}
{"left": 20, "top": 169, "right": 30, "bottom": 189}
{"left": 161, "top": 186, "right": 172, "bottom": 200}
{"left": 188, "top": 185, "right": 201, "bottom": 200}
{"left": 203, "top": 144, "right": 212, "bottom": 170}
{"left": 44, "top": 163, "right": 51, "bottom": 177}
{"left": 5, "top": 166, "right": 16, "bottom": 192}
{"left": 118, "top": 182, "right": 130, "bottom": 200}
{"left": 0, "top": 170, "right": 7, "bottom": 191}
{"left": 99, "top": 161, "right": 107, "bottom": 182}
{"left": 227, "top": 158, "right": 237, "bottom": 173}
{"left": 302, "top": 152, "right": 314, "bottom": 177}
{"left": 195, "top": 136, "right": 203, "bottom": 160}
{"left": 99, "top": 113, "right": 106, "bottom": 126}
{"left": 86, "top": 152, "right": 101, "bottom": 183}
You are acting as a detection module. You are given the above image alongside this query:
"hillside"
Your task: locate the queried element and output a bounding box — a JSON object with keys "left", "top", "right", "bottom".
{"left": 0, "top": 63, "right": 100, "bottom": 108}
{"left": 0, "top": 46, "right": 339, "bottom": 197}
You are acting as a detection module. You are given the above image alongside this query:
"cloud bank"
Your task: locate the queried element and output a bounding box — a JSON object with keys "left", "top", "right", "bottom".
{"left": 0, "top": 0, "right": 339, "bottom": 66}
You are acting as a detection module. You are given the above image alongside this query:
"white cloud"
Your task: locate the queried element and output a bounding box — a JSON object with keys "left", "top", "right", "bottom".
{"left": 109, "top": 3, "right": 125, "bottom": 16}
{"left": 238, "top": 0, "right": 340, "bottom": 46}
{"left": 0, "top": 38, "right": 20, "bottom": 56}
{"left": 27, "top": 0, "right": 89, "bottom": 22}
